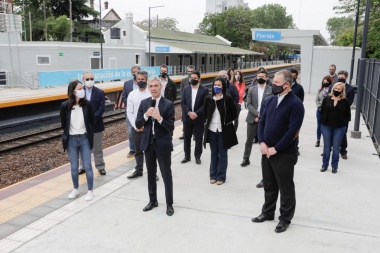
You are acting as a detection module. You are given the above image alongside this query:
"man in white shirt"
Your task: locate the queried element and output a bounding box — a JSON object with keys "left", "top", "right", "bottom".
{"left": 126, "top": 70, "right": 151, "bottom": 179}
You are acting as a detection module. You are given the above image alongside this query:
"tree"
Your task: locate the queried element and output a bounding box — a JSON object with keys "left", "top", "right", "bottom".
{"left": 135, "top": 17, "right": 179, "bottom": 31}
{"left": 252, "top": 4, "right": 295, "bottom": 29}
{"left": 47, "top": 15, "right": 70, "bottom": 41}
{"left": 326, "top": 17, "right": 355, "bottom": 45}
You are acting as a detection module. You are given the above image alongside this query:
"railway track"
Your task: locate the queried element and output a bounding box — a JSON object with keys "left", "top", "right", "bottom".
{"left": 0, "top": 110, "right": 126, "bottom": 154}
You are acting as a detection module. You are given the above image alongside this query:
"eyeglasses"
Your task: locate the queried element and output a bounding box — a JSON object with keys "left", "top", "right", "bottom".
{"left": 85, "top": 78, "right": 94, "bottom": 81}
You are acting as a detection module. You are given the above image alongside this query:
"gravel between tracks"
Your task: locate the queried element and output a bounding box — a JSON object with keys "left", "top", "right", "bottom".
{"left": 0, "top": 106, "right": 182, "bottom": 189}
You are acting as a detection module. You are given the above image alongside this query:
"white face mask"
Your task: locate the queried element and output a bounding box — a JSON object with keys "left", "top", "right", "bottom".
{"left": 85, "top": 80, "right": 94, "bottom": 88}
{"left": 75, "top": 89, "right": 85, "bottom": 99}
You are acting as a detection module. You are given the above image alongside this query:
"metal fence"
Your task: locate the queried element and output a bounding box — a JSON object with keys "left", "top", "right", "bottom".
{"left": 360, "top": 58, "right": 380, "bottom": 153}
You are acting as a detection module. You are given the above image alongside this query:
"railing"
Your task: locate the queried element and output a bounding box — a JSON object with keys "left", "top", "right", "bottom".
{"left": 0, "top": 70, "right": 38, "bottom": 89}
{"left": 360, "top": 58, "right": 380, "bottom": 155}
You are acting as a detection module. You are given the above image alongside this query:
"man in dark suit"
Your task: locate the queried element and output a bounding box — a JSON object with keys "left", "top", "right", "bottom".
{"left": 180, "top": 70, "right": 209, "bottom": 165}
{"left": 159, "top": 64, "right": 177, "bottom": 103}
{"left": 79, "top": 71, "right": 106, "bottom": 175}
{"left": 179, "top": 65, "right": 194, "bottom": 140}
{"left": 136, "top": 76, "right": 175, "bottom": 216}
{"left": 241, "top": 71, "right": 272, "bottom": 188}
{"left": 289, "top": 68, "right": 304, "bottom": 156}
{"left": 328, "top": 70, "right": 355, "bottom": 160}
{"left": 121, "top": 65, "right": 141, "bottom": 157}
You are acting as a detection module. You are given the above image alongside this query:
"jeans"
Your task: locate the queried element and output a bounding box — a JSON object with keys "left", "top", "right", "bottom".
{"left": 321, "top": 125, "right": 346, "bottom": 169}
{"left": 126, "top": 112, "right": 135, "bottom": 152}
{"left": 209, "top": 130, "right": 228, "bottom": 182}
{"left": 316, "top": 110, "right": 321, "bottom": 140}
{"left": 67, "top": 134, "right": 94, "bottom": 190}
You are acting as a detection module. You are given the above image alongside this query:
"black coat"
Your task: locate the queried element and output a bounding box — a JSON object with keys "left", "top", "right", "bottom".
{"left": 60, "top": 100, "right": 95, "bottom": 151}
{"left": 164, "top": 77, "right": 177, "bottom": 102}
{"left": 203, "top": 95, "right": 238, "bottom": 149}
{"left": 86, "top": 86, "right": 105, "bottom": 133}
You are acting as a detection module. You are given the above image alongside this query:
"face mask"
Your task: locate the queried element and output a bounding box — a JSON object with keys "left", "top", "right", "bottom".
{"left": 85, "top": 80, "right": 94, "bottom": 88}
{"left": 187, "top": 72, "right": 192, "bottom": 78}
{"left": 75, "top": 89, "right": 85, "bottom": 99}
{"left": 257, "top": 78, "right": 266, "bottom": 84}
{"left": 214, "top": 86, "right": 223, "bottom": 94}
{"left": 337, "top": 78, "right": 346, "bottom": 83}
{"left": 191, "top": 79, "right": 198, "bottom": 86}
{"left": 329, "top": 71, "right": 335, "bottom": 75}
{"left": 323, "top": 82, "right": 330, "bottom": 88}
{"left": 272, "top": 82, "right": 286, "bottom": 95}
{"left": 133, "top": 74, "right": 136, "bottom": 80}
{"left": 333, "top": 90, "right": 342, "bottom": 97}
{"left": 160, "top": 72, "right": 168, "bottom": 78}
{"left": 137, "top": 81, "right": 147, "bottom": 88}
{"left": 235, "top": 75, "right": 240, "bottom": 80}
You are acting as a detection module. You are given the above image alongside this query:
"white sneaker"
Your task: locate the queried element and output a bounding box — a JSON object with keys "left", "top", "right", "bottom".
{"left": 85, "top": 191, "right": 94, "bottom": 201}
{"left": 68, "top": 189, "right": 79, "bottom": 199}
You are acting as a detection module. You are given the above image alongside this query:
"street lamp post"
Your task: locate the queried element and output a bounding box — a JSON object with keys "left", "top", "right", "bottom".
{"left": 148, "top": 5, "right": 164, "bottom": 67}
{"left": 99, "top": 0, "right": 103, "bottom": 69}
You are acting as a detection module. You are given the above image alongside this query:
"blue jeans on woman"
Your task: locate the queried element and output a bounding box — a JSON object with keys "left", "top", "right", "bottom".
{"left": 67, "top": 134, "right": 94, "bottom": 190}
{"left": 316, "top": 110, "right": 321, "bottom": 140}
{"left": 321, "top": 125, "right": 346, "bottom": 169}
{"left": 209, "top": 130, "right": 228, "bottom": 182}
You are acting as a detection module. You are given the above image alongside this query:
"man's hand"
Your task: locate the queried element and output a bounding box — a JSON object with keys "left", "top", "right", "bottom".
{"left": 189, "top": 112, "right": 198, "bottom": 120}
{"left": 259, "top": 142, "right": 268, "bottom": 155}
{"left": 136, "top": 127, "right": 144, "bottom": 133}
{"left": 151, "top": 108, "right": 162, "bottom": 121}
{"left": 266, "top": 147, "right": 277, "bottom": 158}
{"left": 145, "top": 107, "right": 155, "bottom": 118}
{"left": 255, "top": 117, "right": 259, "bottom": 123}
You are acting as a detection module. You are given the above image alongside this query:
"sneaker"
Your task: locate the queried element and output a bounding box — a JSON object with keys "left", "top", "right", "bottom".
{"left": 68, "top": 189, "right": 79, "bottom": 199}
{"left": 127, "top": 151, "right": 136, "bottom": 158}
{"left": 85, "top": 191, "right": 94, "bottom": 201}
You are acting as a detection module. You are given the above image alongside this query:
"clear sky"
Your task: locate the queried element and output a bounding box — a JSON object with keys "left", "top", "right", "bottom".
{"left": 101, "top": 0, "right": 343, "bottom": 41}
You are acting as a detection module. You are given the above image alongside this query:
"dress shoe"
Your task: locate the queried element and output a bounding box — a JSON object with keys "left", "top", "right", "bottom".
{"left": 256, "top": 180, "right": 264, "bottom": 188}
{"left": 143, "top": 201, "right": 158, "bottom": 212}
{"left": 315, "top": 140, "right": 320, "bottom": 147}
{"left": 251, "top": 214, "right": 274, "bottom": 223}
{"left": 320, "top": 167, "right": 328, "bottom": 172}
{"left": 341, "top": 154, "right": 348, "bottom": 160}
{"left": 156, "top": 175, "right": 159, "bottom": 181}
{"left": 196, "top": 158, "right": 201, "bottom": 165}
{"left": 240, "top": 159, "right": 250, "bottom": 167}
{"left": 181, "top": 157, "right": 191, "bottom": 163}
{"left": 78, "top": 168, "right": 85, "bottom": 175}
{"left": 275, "top": 220, "right": 289, "bottom": 233}
{"left": 253, "top": 139, "right": 258, "bottom": 143}
{"left": 127, "top": 171, "right": 143, "bottom": 179}
{"left": 297, "top": 151, "right": 300, "bottom": 156}
{"left": 332, "top": 168, "right": 338, "bottom": 174}
{"left": 179, "top": 135, "right": 184, "bottom": 140}
{"left": 98, "top": 169, "right": 106, "bottom": 176}
{"left": 210, "top": 179, "right": 216, "bottom": 184}
{"left": 166, "top": 205, "right": 174, "bottom": 216}
{"left": 127, "top": 151, "right": 135, "bottom": 158}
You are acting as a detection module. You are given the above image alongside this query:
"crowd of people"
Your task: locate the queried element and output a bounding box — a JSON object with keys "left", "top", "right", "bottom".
{"left": 59, "top": 63, "right": 354, "bottom": 233}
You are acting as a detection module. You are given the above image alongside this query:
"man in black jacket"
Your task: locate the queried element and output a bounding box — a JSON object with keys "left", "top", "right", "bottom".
{"left": 289, "top": 68, "right": 304, "bottom": 156}
{"left": 159, "top": 64, "right": 177, "bottom": 103}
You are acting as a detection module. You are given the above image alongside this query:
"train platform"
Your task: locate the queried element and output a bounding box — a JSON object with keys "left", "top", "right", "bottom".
{"left": 0, "top": 93, "right": 379, "bottom": 252}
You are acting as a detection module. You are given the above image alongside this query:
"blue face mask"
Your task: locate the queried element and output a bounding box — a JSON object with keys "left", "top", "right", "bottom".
{"left": 214, "top": 86, "right": 223, "bottom": 94}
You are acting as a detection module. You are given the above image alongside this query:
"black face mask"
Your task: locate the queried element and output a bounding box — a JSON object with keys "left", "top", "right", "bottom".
{"left": 337, "top": 78, "right": 346, "bottom": 83}
{"left": 329, "top": 70, "right": 335, "bottom": 75}
{"left": 191, "top": 79, "right": 198, "bottom": 86}
{"left": 323, "top": 82, "right": 330, "bottom": 88}
{"left": 333, "top": 90, "right": 342, "bottom": 97}
{"left": 160, "top": 72, "right": 168, "bottom": 78}
{"left": 257, "top": 78, "right": 266, "bottom": 84}
{"left": 272, "top": 82, "right": 286, "bottom": 95}
{"left": 137, "top": 81, "right": 147, "bottom": 88}
{"left": 133, "top": 74, "right": 136, "bottom": 80}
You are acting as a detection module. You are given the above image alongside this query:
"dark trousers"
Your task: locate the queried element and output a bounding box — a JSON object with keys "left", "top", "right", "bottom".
{"left": 234, "top": 104, "right": 242, "bottom": 131}
{"left": 209, "top": 130, "right": 228, "bottom": 182}
{"left": 144, "top": 139, "right": 173, "bottom": 205}
{"left": 261, "top": 151, "right": 298, "bottom": 224}
{"left": 340, "top": 122, "right": 349, "bottom": 156}
{"left": 183, "top": 120, "right": 204, "bottom": 159}
{"left": 243, "top": 122, "right": 258, "bottom": 159}
{"left": 131, "top": 128, "right": 143, "bottom": 173}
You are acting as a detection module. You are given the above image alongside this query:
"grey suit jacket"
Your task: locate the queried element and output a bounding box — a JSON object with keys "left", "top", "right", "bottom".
{"left": 246, "top": 84, "right": 272, "bottom": 124}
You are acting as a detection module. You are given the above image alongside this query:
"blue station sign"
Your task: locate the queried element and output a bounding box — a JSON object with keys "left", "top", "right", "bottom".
{"left": 254, "top": 31, "right": 282, "bottom": 41}
{"left": 155, "top": 46, "right": 170, "bottom": 53}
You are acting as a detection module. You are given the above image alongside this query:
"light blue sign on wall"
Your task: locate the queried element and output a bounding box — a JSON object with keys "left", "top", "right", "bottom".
{"left": 254, "top": 31, "right": 282, "bottom": 41}
{"left": 155, "top": 46, "right": 170, "bottom": 53}
{"left": 38, "top": 66, "right": 172, "bottom": 87}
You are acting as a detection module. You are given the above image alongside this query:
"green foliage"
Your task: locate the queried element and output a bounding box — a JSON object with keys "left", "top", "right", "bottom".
{"left": 326, "top": 17, "right": 355, "bottom": 45}
{"left": 46, "top": 15, "right": 70, "bottom": 41}
{"left": 135, "top": 17, "right": 180, "bottom": 31}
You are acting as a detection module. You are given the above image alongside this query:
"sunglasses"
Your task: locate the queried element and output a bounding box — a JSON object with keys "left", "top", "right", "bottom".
{"left": 85, "top": 78, "right": 94, "bottom": 81}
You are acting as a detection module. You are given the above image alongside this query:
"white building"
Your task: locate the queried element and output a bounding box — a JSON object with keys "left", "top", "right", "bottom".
{"left": 206, "top": 0, "right": 248, "bottom": 14}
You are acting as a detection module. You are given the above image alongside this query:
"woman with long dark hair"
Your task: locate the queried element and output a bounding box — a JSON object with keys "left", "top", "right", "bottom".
{"left": 227, "top": 67, "right": 235, "bottom": 84}
{"left": 60, "top": 80, "right": 95, "bottom": 201}
{"left": 315, "top": 75, "right": 332, "bottom": 147}
{"left": 203, "top": 77, "right": 238, "bottom": 185}
{"left": 234, "top": 70, "right": 245, "bottom": 131}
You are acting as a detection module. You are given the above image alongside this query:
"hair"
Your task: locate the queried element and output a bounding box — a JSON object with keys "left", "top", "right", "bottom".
{"left": 131, "top": 65, "right": 141, "bottom": 71}
{"left": 160, "top": 64, "right": 168, "bottom": 70}
{"left": 275, "top": 70, "right": 293, "bottom": 86}
{"left": 187, "top": 65, "right": 194, "bottom": 70}
{"left": 329, "top": 82, "right": 346, "bottom": 99}
{"left": 235, "top": 70, "right": 244, "bottom": 84}
{"left": 148, "top": 75, "right": 161, "bottom": 85}
{"left": 82, "top": 71, "right": 93, "bottom": 81}
{"left": 319, "top": 75, "right": 332, "bottom": 92}
{"left": 337, "top": 70, "right": 348, "bottom": 78}
{"left": 289, "top": 68, "right": 298, "bottom": 77}
{"left": 257, "top": 69, "right": 267, "bottom": 77}
{"left": 212, "top": 76, "right": 227, "bottom": 97}
{"left": 258, "top": 66, "right": 267, "bottom": 73}
{"left": 329, "top": 64, "right": 336, "bottom": 69}
{"left": 191, "top": 70, "right": 201, "bottom": 79}
{"left": 219, "top": 70, "right": 227, "bottom": 76}
{"left": 67, "top": 80, "right": 86, "bottom": 110}
{"left": 136, "top": 70, "right": 148, "bottom": 80}
{"left": 227, "top": 68, "right": 235, "bottom": 83}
